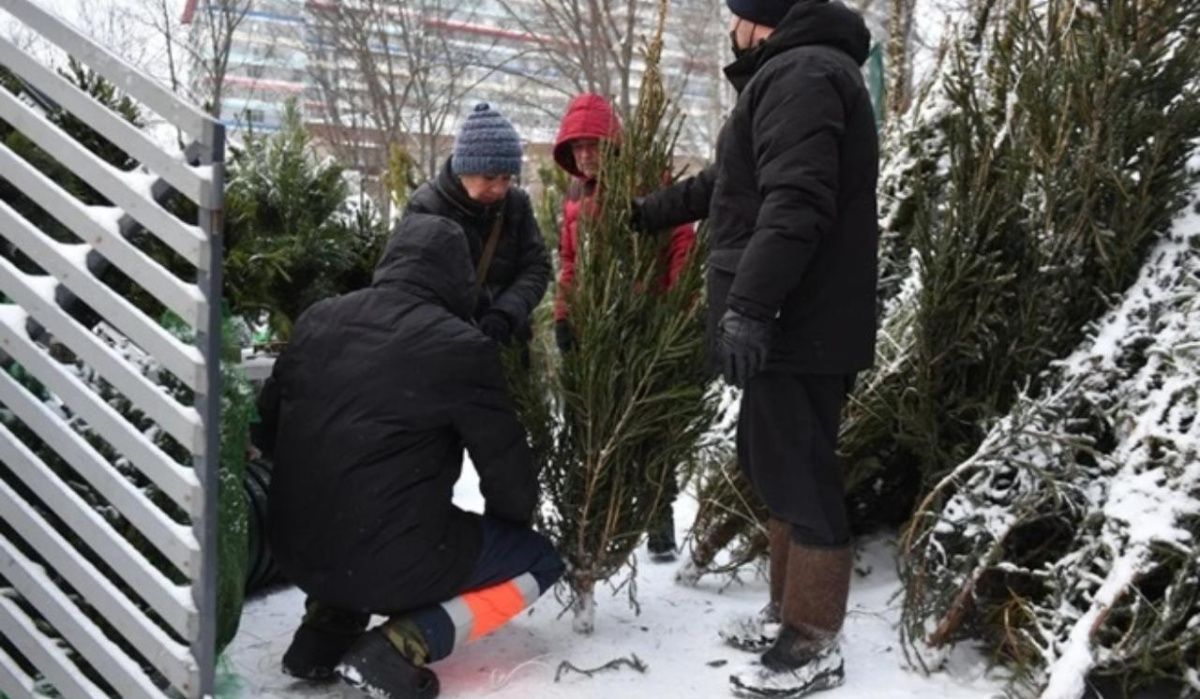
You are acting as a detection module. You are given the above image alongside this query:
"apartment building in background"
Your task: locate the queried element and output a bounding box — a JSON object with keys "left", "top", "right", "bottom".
{"left": 180, "top": 0, "right": 731, "bottom": 182}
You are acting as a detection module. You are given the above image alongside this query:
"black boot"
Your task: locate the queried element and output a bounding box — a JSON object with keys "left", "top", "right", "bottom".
{"left": 730, "top": 626, "right": 844, "bottom": 698}
{"left": 647, "top": 503, "right": 677, "bottom": 563}
{"left": 281, "top": 602, "right": 369, "bottom": 681}
{"left": 335, "top": 629, "right": 439, "bottom": 699}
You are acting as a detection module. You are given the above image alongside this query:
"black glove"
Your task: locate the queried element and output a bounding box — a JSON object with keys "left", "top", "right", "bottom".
{"left": 715, "top": 308, "right": 773, "bottom": 388}
{"left": 629, "top": 197, "right": 650, "bottom": 234}
{"left": 555, "top": 319, "right": 575, "bottom": 353}
{"left": 478, "top": 311, "right": 512, "bottom": 345}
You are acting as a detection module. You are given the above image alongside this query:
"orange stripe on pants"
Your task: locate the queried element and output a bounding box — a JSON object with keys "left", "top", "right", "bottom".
{"left": 461, "top": 580, "right": 527, "bottom": 641}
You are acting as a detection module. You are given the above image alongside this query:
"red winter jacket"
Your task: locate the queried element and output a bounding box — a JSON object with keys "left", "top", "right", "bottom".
{"left": 552, "top": 93, "right": 696, "bottom": 322}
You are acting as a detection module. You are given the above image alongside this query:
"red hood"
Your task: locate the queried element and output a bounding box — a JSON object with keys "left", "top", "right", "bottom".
{"left": 553, "top": 93, "right": 622, "bottom": 178}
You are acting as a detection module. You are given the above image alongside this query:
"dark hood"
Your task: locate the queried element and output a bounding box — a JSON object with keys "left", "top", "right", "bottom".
{"left": 373, "top": 213, "right": 476, "bottom": 320}
{"left": 433, "top": 157, "right": 503, "bottom": 220}
{"left": 725, "top": 0, "right": 871, "bottom": 90}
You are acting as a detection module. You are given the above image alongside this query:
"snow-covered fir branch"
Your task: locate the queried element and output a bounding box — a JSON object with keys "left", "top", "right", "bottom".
{"left": 904, "top": 183, "right": 1200, "bottom": 697}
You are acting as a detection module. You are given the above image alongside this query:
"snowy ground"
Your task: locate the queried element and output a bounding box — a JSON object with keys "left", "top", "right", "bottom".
{"left": 223, "top": 466, "right": 1007, "bottom": 699}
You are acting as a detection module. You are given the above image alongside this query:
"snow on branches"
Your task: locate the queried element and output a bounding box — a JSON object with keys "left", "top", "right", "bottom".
{"left": 902, "top": 191, "right": 1200, "bottom": 697}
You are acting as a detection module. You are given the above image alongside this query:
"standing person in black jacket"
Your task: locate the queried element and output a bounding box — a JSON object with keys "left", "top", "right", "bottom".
{"left": 636, "top": 1, "right": 879, "bottom": 696}
{"left": 257, "top": 214, "right": 563, "bottom": 699}
{"left": 404, "top": 103, "right": 551, "bottom": 348}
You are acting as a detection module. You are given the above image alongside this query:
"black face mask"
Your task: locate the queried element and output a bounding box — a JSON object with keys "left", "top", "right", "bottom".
{"left": 730, "top": 29, "right": 752, "bottom": 60}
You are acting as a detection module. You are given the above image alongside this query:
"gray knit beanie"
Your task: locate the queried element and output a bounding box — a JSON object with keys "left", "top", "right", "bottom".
{"left": 451, "top": 103, "right": 523, "bottom": 177}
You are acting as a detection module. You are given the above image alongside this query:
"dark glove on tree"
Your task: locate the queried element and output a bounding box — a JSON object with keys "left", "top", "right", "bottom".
{"left": 716, "top": 308, "right": 773, "bottom": 388}
{"left": 479, "top": 311, "right": 513, "bottom": 345}
{"left": 629, "top": 197, "right": 649, "bottom": 234}
{"left": 555, "top": 319, "right": 575, "bottom": 353}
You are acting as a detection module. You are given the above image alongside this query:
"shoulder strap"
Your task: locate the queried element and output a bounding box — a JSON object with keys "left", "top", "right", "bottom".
{"left": 475, "top": 211, "right": 505, "bottom": 290}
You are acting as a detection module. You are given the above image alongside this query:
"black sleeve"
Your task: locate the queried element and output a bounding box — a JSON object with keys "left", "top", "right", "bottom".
{"left": 490, "top": 192, "right": 551, "bottom": 328}
{"left": 727, "top": 68, "right": 843, "bottom": 320}
{"left": 451, "top": 346, "right": 539, "bottom": 525}
{"left": 637, "top": 162, "right": 717, "bottom": 232}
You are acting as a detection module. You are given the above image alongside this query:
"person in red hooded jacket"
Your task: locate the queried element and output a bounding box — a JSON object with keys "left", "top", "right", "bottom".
{"left": 552, "top": 93, "right": 697, "bottom": 351}
{"left": 551, "top": 92, "right": 697, "bottom": 562}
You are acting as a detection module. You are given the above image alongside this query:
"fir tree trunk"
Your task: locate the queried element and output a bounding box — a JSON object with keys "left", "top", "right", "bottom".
{"left": 571, "top": 584, "right": 597, "bottom": 635}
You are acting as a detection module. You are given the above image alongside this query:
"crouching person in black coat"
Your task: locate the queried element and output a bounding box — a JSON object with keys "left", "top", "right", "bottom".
{"left": 256, "top": 213, "right": 563, "bottom": 699}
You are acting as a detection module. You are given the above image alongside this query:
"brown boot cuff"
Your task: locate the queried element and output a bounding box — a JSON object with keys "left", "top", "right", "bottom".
{"left": 780, "top": 543, "right": 853, "bottom": 639}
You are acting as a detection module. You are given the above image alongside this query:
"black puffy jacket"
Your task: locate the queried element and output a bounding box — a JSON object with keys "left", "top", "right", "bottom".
{"left": 640, "top": 0, "right": 879, "bottom": 374}
{"left": 405, "top": 158, "right": 551, "bottom": 337}
{"left": 259, "top": 213, "right": 538, "bottom": 614}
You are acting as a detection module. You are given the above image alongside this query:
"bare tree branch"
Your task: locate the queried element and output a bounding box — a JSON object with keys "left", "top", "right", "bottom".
{"left": 199, "top": 0, "right": 253, "bottom": 118}
{"left": 490, "top": 0, "right": 716, "bottom": 130}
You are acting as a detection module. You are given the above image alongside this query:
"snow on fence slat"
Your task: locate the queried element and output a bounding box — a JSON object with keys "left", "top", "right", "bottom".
{"left": 0, "top": 0, "right": 217, "bottom": 144}
{"left": 0, "top": 144, "right": 207, "bottom": 331}
{"left": 0, "top": 36, "right": 216, "bottom": 208}
{"left": 0, "top": 480, "right": 197, "bottom": 693}
{"left": 0, "top": 417, "right": 196, "bottom": 637}
{"left": 0, "top": 87, "right": 208, "bottom": 268}
{"left": 0, "top": 591, "right": 108, "bottom": 699}
{"left": 0, "top": 368, "right": 199, "bottom": 577}
{"left": 0, "top": 307, "right": 199, "bottom": 513}
{"left": 0, "top": 529, "right": 191, "bottom": 699}
{"left": 0, "top": 645, "right": 37, "bottom": 698}
{"left": 0, "top": 229, "right": 204, "bottom": 449}
{"left": 0, "top": 196, "right": 206, "bottom": 393}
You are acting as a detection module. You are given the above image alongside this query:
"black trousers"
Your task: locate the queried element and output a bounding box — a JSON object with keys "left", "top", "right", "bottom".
{"left": 737, "top": 372, "right": 856, "bottom": 547}
{"left": 302, "top": 516, "right": 564, "bottom": 661}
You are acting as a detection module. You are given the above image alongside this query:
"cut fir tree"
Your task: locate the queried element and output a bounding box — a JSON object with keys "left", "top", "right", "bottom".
{"left": 507, "top": 0, "right": 717, "bottom": 634}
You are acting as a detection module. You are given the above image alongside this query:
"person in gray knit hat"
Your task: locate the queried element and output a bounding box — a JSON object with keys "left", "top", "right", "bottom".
{"left": 404, "top": 103, "right": 550, "bottom": 351}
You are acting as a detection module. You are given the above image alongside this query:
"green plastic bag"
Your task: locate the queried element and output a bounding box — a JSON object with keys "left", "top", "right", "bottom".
{"left": 163, "top": 309, "right": 254, "bottom": 652}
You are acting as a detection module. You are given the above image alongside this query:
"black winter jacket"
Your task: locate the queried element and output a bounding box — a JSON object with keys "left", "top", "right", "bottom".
{"left": 639, "top": 0, "right": 879, "bottom": 374}
{"left": 259, "top": 214, "right": 538, "bottom": 614}
{"left": 405, "top": 158, "right": 551, "bottom": 336}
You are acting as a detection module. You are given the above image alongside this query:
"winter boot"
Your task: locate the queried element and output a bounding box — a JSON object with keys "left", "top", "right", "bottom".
{"left": 718, "top": 602, "right": 781, "bottom": 653}
{"left": 281, "top": 601, "right": 369, "bottom": 681}
{"left": 729, "top": 543, "right": 852, "bottom": 698}
{"left": 729, "top": 627, "right": 845, "bottom": 698}
{"left": 647, "top": 503, "right": 677, "bottom": 563}
{"left": 335, "top": 627, "right": 439, "bottom": 699}
{"left": 718, "top": 519, "right": 790, "bottom": 652}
